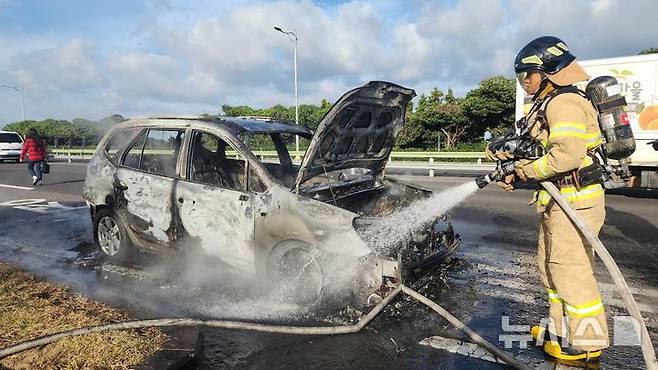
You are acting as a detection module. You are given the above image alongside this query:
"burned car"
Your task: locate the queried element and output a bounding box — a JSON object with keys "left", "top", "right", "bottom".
{"left": 83, "top": 81, "right": 459, "bottom": 306}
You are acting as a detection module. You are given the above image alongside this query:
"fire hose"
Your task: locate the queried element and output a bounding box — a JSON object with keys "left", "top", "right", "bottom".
{"left": 540, "top": 181, "right": 658, "bottom": 370}
{"left": 476, "top": 165, "right": 657, "bottom": 369}
{"left": 0, "top": 284, "right": 532, "bottom": 370}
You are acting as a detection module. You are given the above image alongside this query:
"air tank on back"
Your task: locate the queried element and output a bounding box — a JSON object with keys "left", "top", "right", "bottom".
{"left": 586, "top": 76, "right": 636, "bottom": 158}
{"left": 586, "top": 76, "right": 636, "bottom": 178}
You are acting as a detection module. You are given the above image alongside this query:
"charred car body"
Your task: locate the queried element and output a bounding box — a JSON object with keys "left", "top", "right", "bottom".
{"left": 83, "top": 81, "right": 459, "bottom": 306}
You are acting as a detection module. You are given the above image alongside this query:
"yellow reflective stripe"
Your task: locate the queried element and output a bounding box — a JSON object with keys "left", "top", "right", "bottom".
{"left": 522, "top": 55, "right": 543, "bottom": 65}
{"left": 536, "top": 184, "right": 604, "bottom": 206}
{"left": 533, "top": 156, "right": 554, "bottom": 179}
{"left": 547, "top": 46, "right": 563, "bottom": 56}
{"left": 564, "top": 299, "right": 604, "bottom": 318}
{"left": 549, "top": 122, "right": 588, "bottom": 140}
{"left": 552, "top": 121, "right": 587, "bottom": 131}
{"left": 537, "top": 190, "right": 551, "bottom": 206}
{"left": 547, "top": 288, "right": 561, "bottom": 303}
{"left": 586, "top": 132, "right": 604, "bottom": 149}
{"left": 562, "top": 184, "right": 605, "bottom": 202}
{"left": 581, "top": 156, "right": 594, "bottom": 168}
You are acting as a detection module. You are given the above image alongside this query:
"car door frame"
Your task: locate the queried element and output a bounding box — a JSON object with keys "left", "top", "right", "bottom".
{"left": 174, "top": 126, "right": 269, "bottom": 272}
{"left": 112, "top": 125, "right": 191, "bottom": 251}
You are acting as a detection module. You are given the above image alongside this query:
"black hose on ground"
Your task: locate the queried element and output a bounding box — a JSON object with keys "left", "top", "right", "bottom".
{"left": 0, "top": 285, "right": 532, "bottom": 370}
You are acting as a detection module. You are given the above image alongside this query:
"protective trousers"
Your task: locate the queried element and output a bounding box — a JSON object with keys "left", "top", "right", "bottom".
{"left": 537, "top": 197, "right": 609, "bottom": 351}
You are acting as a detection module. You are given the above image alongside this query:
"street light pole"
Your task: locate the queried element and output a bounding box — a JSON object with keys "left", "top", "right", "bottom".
{"left": 20, "top": 81, "right": 25, "bottom": 122}
{"left": 274, "top": 26, "right": 300, "bottom": 156}
{"left": 1, "top": 82, "right": 25, "bottom": 122}
{"left": 293, "top": 31, "right": 299, "bottom": 155}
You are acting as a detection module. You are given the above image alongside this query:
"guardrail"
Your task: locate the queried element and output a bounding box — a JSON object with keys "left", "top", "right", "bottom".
{"left": 50, "top": 149, "right": 489, "bottom": 177}
{"left": 51, "top": 148, "right": 485, "bottom": 160}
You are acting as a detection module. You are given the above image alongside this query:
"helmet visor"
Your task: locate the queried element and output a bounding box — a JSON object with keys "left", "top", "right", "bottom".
{"left": 516, "top": 71, "right": 543, "bottom": 94}
{"left": 516, "top": 72, "right": 531, "bottom": 93}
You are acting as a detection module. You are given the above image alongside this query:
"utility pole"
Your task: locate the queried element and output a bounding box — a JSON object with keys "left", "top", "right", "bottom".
{"left": 1, "top": 81, "right": 25, "bottom": 122}
{"left": 274, "top": 26, "right": 300, "bottom": 157}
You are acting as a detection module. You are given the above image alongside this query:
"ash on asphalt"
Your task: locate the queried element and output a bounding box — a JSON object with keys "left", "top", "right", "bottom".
{"left": 1, "top": 164, "right": 656, "bottom": 369}
{"left": 0, "top": 201, "right": 515, "bottom": 369}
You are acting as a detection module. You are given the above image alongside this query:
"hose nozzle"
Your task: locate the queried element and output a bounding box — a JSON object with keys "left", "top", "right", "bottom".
{"left": 475, "top": 160, "right": 518, "bottom": 189}
{"left": 475, "top": 174, "right": 493, "bottom": 189}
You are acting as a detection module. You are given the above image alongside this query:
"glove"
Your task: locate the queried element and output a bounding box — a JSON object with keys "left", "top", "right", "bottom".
{"left": 514, "top": 159, "right": 533, "bottom": 181}
{"left": 485, "top": 145, "right": 514, "bottom": 162}
{"left": 496, "top": 173, "right": 516, "bottom": 192}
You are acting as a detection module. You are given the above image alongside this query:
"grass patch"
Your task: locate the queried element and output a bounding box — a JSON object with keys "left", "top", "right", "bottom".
{"left": 0, "top": 262, "right": 166, "bottom": 369}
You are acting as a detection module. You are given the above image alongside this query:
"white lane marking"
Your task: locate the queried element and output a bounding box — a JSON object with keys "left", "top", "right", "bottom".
{"left": 419, "top": 336, "right": 504, "bottom": 364}
{"left": 14, "top": 202, "right": 86, "bottom": 214}
{"left": 0, "top": 198, "right": 46, "bottom": 206}
{"left": 0, "top": 184, "right": 34, "bottom": 190}
{"left": 0, "top": 199, "right": 86, "bottom": 213}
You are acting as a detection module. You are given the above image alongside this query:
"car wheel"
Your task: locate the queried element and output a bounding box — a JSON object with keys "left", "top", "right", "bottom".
{"left": 268, "top": 240, "right": 324, "bottom": 307}
{"left": 93, "top": 208, "right": 131, "bottom": 261}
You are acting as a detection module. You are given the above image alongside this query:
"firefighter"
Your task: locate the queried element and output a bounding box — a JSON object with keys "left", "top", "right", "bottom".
{"left": 489, "top": 36, "right": 608, "bottom": 363}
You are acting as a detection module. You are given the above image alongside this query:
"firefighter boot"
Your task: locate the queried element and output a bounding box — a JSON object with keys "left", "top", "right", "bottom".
{"left": 530, "top": 325, "right": 561, "bottom": 343}
{"left": 543, "top": 340, "right": 601, "bottom": 368}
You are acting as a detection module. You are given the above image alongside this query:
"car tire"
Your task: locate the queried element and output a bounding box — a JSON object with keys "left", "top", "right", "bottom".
{"left": 267, "top": 240, "right": 324, "bottom": 307}
{"left": 93, "top": 208, "right": 131, "bottom": 261}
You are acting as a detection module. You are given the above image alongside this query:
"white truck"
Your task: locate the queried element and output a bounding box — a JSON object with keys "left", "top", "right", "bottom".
{"left": 516, "top": 53, "right": 658, "bottom": 189}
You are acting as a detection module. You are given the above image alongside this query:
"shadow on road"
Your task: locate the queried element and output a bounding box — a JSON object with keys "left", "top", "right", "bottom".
{"left": 605, "top": 206, "right": 658, "bottom": 247}
{"left": 43, "top": 179, "right": 85, "bottom": 186}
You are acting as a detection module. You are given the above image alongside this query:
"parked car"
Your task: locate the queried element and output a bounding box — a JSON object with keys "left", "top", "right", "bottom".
{"left": 83, "top": 81, "right": 459, "bottom": 306}
{"left": 0, "top": 131, "right": 23, "bottom": 162}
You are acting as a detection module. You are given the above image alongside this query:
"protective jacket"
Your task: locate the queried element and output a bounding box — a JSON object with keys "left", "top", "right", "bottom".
{"left": 520, "top": 89, "right": 605, "bottom": 212}
{"left": 520, "top": 62, "right": 609, "bottom": 352}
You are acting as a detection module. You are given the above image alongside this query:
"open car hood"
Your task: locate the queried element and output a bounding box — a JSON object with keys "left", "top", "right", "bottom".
{"left": 294, "top": 81, "right": 415, "bottom": 190}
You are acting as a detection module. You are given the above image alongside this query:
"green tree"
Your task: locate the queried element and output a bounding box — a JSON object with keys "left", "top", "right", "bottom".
{"left": 462, "top": 75, "right": 516, "bottom": 138}
{"left": 408, "top": 88, "right": 468, "bottom": 149}
{"left": 222, "top": 105, "right": 256, "bottom": 117}
{"left": 221, "top": 100, "right": 333, "bottom": 132}
{"left": 639, "top": 48, "right": 658, "bottom": 55}
{"left": 72, "top": 118, "right": 101, "bottom": 147}
{"left": 4, "top": 114, "right": 125, "bottom": 147}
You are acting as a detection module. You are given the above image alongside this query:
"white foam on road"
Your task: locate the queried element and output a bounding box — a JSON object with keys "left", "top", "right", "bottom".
{"left": 419, "top": 335, "right": 503, "bottom": 364}
{"left": 466, "top": 261, "right": 658, "bottom": 300}
{"left": 419, "top": 335, "right": 583, "bottom": 369}
{"left": 450, "top": 244, "right": 658, "bottom": 337}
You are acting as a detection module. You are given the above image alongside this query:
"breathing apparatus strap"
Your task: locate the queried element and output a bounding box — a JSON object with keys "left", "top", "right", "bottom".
{"left": 532, "top": 86, "right": 605, "bottom": 190}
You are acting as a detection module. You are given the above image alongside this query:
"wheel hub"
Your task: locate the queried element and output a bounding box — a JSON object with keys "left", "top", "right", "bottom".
{"left": 97, "top": 216, "right": 121, "bottom": 256}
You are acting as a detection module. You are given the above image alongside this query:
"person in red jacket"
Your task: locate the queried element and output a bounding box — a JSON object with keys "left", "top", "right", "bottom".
{"left": 19, "top": 128, "right": 48, "bottom": 185}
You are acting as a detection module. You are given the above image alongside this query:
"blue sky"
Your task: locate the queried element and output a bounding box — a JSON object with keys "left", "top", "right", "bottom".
{"left": 0, "top": 0, "right": 657, "bottom": 124}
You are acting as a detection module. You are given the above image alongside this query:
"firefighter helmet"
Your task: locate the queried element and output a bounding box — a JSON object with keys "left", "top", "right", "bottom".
{"left": 514, "top": 36, "right": 575, "bottom": 75}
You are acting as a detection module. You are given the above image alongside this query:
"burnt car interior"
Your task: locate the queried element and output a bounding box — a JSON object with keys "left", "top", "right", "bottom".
{"left": 242, "top": 132, "right": 299, "bottom": 189}
{"left": 122, "top": 129, "right": 186, "bottom": 177}
{"left": 189, "top": 131, "right": 247, "bottom": 190}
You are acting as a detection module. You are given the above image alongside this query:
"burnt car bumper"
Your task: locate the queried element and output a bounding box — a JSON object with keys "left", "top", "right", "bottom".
{"left": 354, "top": 215, "right": 461, "bottom": 285}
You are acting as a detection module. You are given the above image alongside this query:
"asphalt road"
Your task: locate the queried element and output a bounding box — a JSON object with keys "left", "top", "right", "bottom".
{"left": 1, "top": 161, "right": 657, "bottom": 369}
